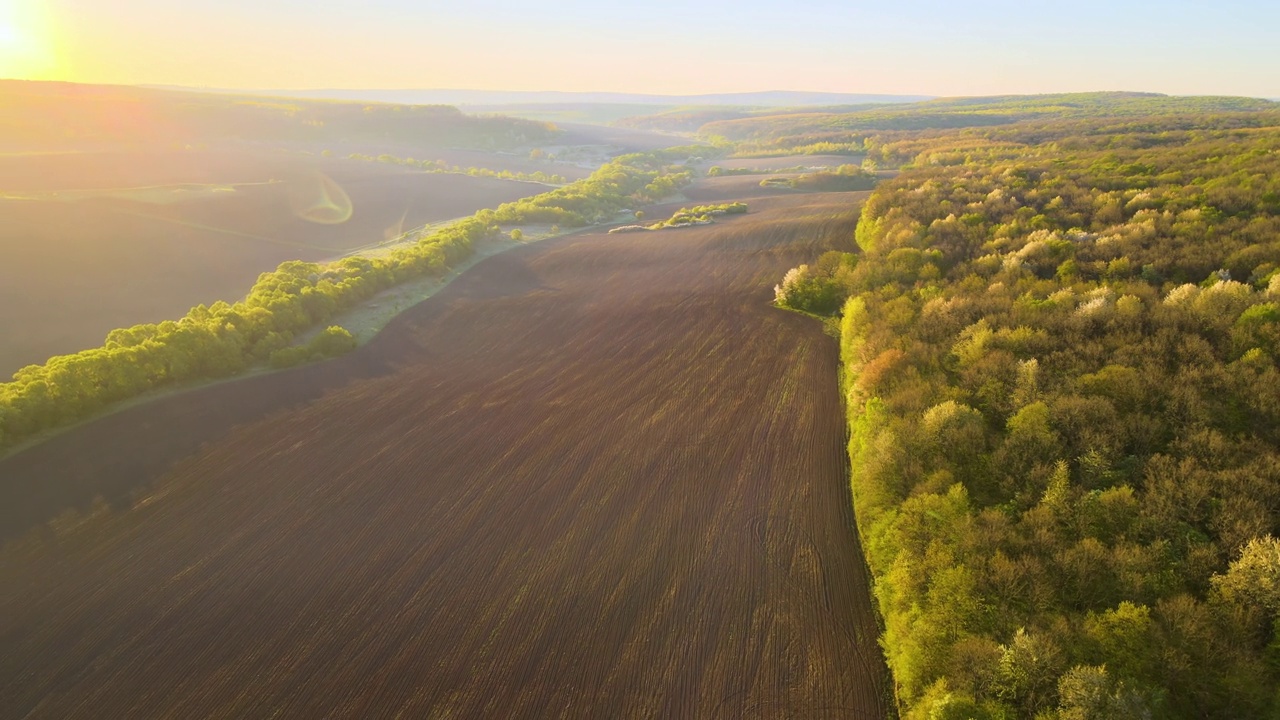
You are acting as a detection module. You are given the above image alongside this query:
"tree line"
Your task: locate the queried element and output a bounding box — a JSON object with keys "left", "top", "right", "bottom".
{"left": 759, "top": 164, "right": 877, "bottom": 192}
{"left": 345, "top": 152, "right": 571, "bottom": 185}
{"left": 653, "top": 202, "right": 748, "bottom": 227}
{"left": 0, "top": 152, "right": 691, "bottom": 453}
{"left": 778, "top": 112, "right": 1280, "bottom": 718}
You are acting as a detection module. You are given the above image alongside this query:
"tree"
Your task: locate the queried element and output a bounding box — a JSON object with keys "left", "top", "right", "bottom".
{"left": 1057, "top": 665, "right": 1153, "bottom": 720}
{"left": 1213, "top": 536, "right": 1280, "bottom": 614}
{"left": 310, "top": 326, "right": 357, "bottom": 358}
{"left": 774, "top": 265, "right": 844, "bottom": 315}
{"left": 994, "top": 628, "right": 1066, "bottom": 716}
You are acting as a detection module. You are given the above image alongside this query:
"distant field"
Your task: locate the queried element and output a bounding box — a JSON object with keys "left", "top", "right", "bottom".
{"left": 0, "top": 151, "right": 545, "bottom": 376}
{"left": 682, "top": 174, "right": 870, "bottom": 204}
{"left": 285, "top": 144, "right": 596, "bottom": 181}
{"left": 0, "top": 149, "right": 299, "bottom": 191}
{"left": 554, "top": 121, "right": 694, "bottom": 152}
{"left": 0, "top": 185, "right": 887, "bottom": 718}
{"left": 287, "top": 122, "right": 688, "bottom": 181}
{"left": 717, "top": 155, "right": 862, "bottom": 170}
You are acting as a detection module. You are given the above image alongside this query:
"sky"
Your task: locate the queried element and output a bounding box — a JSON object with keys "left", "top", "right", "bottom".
{"left": 2, "top": 0, "right": 1279, "bottom": 98}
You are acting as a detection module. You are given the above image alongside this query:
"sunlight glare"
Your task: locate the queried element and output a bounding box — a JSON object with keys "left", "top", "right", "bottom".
{"left": 0, "top": 0, "right": 59, "bottom": 80}
{"left": 287, "top": 172, "right": 354, "bottom": 225}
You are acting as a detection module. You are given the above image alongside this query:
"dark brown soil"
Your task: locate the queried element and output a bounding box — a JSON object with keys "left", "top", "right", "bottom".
{"left": 0, "top": 189, "right": 888, "bottom": 719}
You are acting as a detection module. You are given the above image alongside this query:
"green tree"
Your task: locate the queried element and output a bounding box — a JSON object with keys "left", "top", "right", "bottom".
{"left": 310, "top": 326, "right": 357, "bottom": 358}
{"left": 1213, "top": 536, "right": 1280, "bottom": 614}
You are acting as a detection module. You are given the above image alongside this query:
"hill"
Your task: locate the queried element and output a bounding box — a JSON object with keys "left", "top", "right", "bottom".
{"left": 707, "top": 92, "right": 1276, "bottom": 138}
{"left": 0, "top": 81, "right": 628, "bottom": 377}
{"left": 0, "top": 81, "right": 560, "bottom": 152}
{"left": 613, "top": 92, "right": 1278, "bottom": 154}
{"left": 147, "top": 86, "right": 932, "bottom": 108}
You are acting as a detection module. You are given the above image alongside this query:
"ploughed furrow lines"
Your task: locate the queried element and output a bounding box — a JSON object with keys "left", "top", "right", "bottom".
{"left": 0, "top": 191, "right": 887, "bottom": 718}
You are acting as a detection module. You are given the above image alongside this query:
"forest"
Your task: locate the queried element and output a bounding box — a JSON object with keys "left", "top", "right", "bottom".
{"left": 775, "top": 103, "right": 1280, "bottom": 718}
{"left": 0, "top": 151, "right": 691, "bottom": 453}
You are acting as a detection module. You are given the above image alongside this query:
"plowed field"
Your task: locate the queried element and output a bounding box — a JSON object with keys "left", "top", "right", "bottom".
{"left": 0, "top": 190, "right": 889, "bottom": 719}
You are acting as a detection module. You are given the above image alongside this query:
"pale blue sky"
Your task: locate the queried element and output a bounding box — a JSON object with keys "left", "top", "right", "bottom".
{"left": 16, "top": 0, "right": 1280, "bottom": 97}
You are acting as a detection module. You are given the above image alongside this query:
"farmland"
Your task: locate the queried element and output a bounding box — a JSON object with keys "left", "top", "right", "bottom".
{"left": 0, "top": 153, "right": 547, "bottom": 375}
{"left": 0, "top": 185, "right": 889, "bottom": 718}
{"left": 12, "top": 77, "right": 1277, "bottom": 720}
{"left": 0, "top": 83, "right": 686, "bottom": 377}
{"left": 682, "top": 174, "right": 835, "bottom": 202}
{"left": 715, "top": 155, "right": 863, "bottom": 171}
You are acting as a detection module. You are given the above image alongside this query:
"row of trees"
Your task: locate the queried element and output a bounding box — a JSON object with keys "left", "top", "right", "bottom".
{"left": 0, "top": 153, "right": 691, "bottom": 452}
{"left": 778, "top": 112, "right": 1280, "bottom": 717}
{"left": 760, "top": 164, "right": 877, "bottom": 192}
{"left": 346, "top": 152, "right": 571, "bottom": 185}
{"left": 652, "top": 202, "right": 748, "bottom": 228}
{"left": 725, "top": 140, "right": 867, "bottom": 159}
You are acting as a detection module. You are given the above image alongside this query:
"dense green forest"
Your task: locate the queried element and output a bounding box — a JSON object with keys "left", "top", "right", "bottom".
{"left": 777, "top": 107, "right": 1280, "bottom": 717}
{"left": 0, "top": 152, "right": 691, "bottom": 453}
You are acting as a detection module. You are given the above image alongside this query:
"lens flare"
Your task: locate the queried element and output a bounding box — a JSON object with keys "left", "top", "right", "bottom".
{"left": 286, "top": 171, "right": 353, "bottom": 225}
{"left": 384, "top": 210, "right": 408, "bottom": 241}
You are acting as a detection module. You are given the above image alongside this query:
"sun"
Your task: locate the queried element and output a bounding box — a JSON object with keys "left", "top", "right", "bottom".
{"left": 0, "top": 0, "right": 60, "bottom": 80}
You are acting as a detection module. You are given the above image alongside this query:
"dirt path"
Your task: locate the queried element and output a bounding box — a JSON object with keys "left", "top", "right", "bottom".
{"left": 0, "top": 191, "right": 888, "bottom": 719}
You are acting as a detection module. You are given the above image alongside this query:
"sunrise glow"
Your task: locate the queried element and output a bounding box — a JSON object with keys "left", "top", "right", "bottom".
{"left": 0, "top": 0, "right": 59, "bottom": 80}
{"left": 4, "top": 0, "right": 1273, "bottom": 98}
